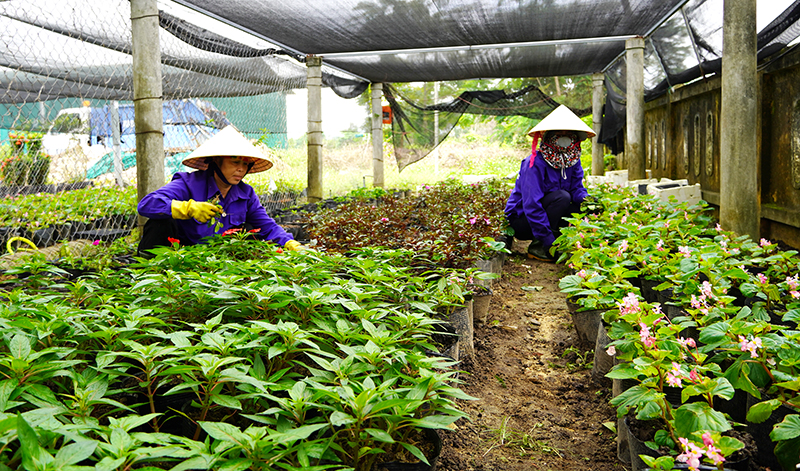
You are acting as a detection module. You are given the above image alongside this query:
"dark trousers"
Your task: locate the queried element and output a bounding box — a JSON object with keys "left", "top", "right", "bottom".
{"left": 138, "top": 218, "right": 192, "bottom": 256}
{"left": 507, "top": 190, "right": 580, "bottom": 245}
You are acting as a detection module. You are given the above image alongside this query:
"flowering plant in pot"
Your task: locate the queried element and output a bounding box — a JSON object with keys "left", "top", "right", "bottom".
{"left": 605, "top": 294, "right": 745, "bottom": 469}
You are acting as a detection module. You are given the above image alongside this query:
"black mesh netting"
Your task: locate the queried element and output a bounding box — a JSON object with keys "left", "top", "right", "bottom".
{"left": 599, "top": 0, "right": 800, "bottom": 154}
{"left": 384, "top": 84, "right": 591, "bottom": 172}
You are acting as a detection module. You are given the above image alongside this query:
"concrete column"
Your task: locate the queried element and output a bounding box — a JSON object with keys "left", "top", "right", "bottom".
{"left": 371, "top": 83, "right": 384, "bottom": 188}
{"left": 306, "top": 55, "right": 323, "bottom": 202}
{"left": 625, "top": 37, "right": 646, "bottom": 180}
{"left": 130, "top": 0, "right": 164, "bottom": 228}
{"left": 720, "top": 0, "right": 759, "bottom": 240}
{"left": 591, "top": 73, "right": 605, "bottom": 176}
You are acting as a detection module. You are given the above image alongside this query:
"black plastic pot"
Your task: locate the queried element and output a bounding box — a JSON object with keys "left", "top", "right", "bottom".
{"left": 591, "top": 322, "right": 613, "bottom": 386}
{"left": 639, "top": 278, "right": 663, "bottom": 303}
{"left": 372, "top": 428, "right": 441, "bottom": 471}
{"left": 746, "top": 393, "right": 796, "bottom": 471}
{"left": 570, "top": 307, "right": 604, "bottom": 348}
{"left": 624, "top": 415, "right": 663, "bottom": 471}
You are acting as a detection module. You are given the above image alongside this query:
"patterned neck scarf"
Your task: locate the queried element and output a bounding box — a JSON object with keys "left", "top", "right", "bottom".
{"left": 538, "top": 132, "right": 581, "bottom": 179}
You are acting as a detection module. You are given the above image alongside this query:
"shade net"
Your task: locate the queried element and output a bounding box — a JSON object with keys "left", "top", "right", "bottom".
{"left": 384, "top": 84, "right": 591, "bottom": 172}
{"left": 599, "top": 0, "right": 800, "bottom": 152}
{"left": 179, "top": 0, "right": 688, "bottom": 82}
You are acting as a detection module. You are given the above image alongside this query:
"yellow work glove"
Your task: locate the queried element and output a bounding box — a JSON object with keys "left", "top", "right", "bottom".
{"left": 284, "top": 240, "right": 303, "bottom": 251}
{"left": 171, "top": 199, "right": 223, "bottom": 223}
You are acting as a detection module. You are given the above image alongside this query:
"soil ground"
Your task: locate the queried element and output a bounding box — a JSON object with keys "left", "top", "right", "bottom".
{"left": 437, "top": 239, "right": 624, "bottom": 471}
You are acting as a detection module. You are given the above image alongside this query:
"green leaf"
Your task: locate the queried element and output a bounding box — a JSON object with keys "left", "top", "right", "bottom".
{"left": 698, "top": 322, "right": 729, "bottom": 346}
{"left": 200, "top": 421, "right": 248, "bottom": 443}
{"left": 771, "top": 414, "right": 800, "bottom": 441}
{"left": 399, "top": 442, "right": 429, "bottom": 465}
{"left": 271, "top": 423, "right": 328, "bottom": 444}
{"left": 17, "top": 413, "right": 54, "bottom": 469}
{"left": 365, "top": 428, "right": 395, "bottom": 443}
{"left": 672, "top": 403, "right": 730, "bottom": 437}
{"left": 609, "top": 385, "right": 660, "bottom": 417}
{"left": 775, "top": 436, "right": 800, "bottom": 471}
{"left": 54, "top": 439, "right": 97, "bottom": 466}
{"left": 9, "top": 334, "right": 31, "bottom": 360}
{"left": 747, "top": 399, "right": 781, "bottom": 423}
{"left": 211, "top": 394, "right": 242, "bottom": 410}
{"left": 329, "top": 411, "right": 356, "bottom": 426}
{"left": 218, "top": 458, "right": 255, "bottom": 471}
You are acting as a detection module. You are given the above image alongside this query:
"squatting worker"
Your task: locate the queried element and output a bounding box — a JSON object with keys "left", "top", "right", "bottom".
{"left": 137, "top": 125, "right": 302, "bottom": 255}
{"left": 504, "top": 105, "right": 595, "bottom": 262}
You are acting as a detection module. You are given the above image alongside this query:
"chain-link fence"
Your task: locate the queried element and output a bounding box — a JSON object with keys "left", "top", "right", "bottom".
{"left": 0, "top": 0, "right": 368, "bottom": 250}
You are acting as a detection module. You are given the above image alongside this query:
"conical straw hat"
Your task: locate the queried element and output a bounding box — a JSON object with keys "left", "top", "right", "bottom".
{"left": 182, "top": 126, "right": 273, "bottom": 173}
{"left": 527, "top": 105, "right": 596, "bottom": 141}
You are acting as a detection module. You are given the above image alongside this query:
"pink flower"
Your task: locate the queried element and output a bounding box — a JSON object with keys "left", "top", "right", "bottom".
{"left": 791, "top": 290, "right": 800, "bottom": 299}
{"left": 655, "top": 240, "right": 665, "bottom": 252}
{"left": 688, "top": 369, "right": 700, "bottom": 382}
{"left": 679, "top": 246, "right": 691, "bottom": 257}
{"left": 639, "top": 322, "right": 651, "bottom": 342}
{"left": 606, "top": 345, "right": 616, "bottom": 356}
{"left": 380, "top": 217, "right": 389, "bottom": 222}
{"left": 715, "top": 223, "right": 722, "bottom": 232}
{"left": 666, "top": 372, "right": 682, "bottom": 387}
{"left": 679, "top": 337, "right": 697, "bottom": 349}
{"left": 786, "top": 275, "right": 800, "bottom": 289}
{"left": 760, "top": 238, "right": 771, "bottom": 247}
{"left": 616, "top": 239, "right": 628, "bottom": 257}
{"left": 701, "top": 432, "right": 714, "bottom": 447}
{"left": 757, "top": 273, "right": 768, "bottom": 285}
{"left": 706, "top": 446, "right": 725, "bottom": 466}
{"left": 92, "top": 239, "right": 100, "bottom": 246}
{"left": 469, "top": 217, "right": 477, "bottom": 225}
{"left": 577, "top": 269, "right": 588, "bottom": 279}
{"left": 700, "top": 281, "right": 714, "bottom": 299}
{"left": 787, "top": 275, "right": 799, "bottom": 290}
{"left": 617, "top": 292, "right": 640, "bottom": 315}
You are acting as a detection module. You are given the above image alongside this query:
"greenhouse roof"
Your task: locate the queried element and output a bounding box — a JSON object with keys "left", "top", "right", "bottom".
{"left": 176, "top": 0, "right": 800, "bottom": 87}
{"left": 1, "top": 0, "right": 799, "bottom": 103}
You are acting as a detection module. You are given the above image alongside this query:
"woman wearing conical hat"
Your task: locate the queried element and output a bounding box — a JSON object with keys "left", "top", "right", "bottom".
{"left": 504, "top": 105, "right": 595, "bottom": 262}
{"left": 137, "top": 126, "right": 302, "bottom": 254}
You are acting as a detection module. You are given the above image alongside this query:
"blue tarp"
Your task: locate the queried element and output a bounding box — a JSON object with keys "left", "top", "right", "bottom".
{"left": 87, "top": 99, "right": 230, "bottom": 151}
{"left": 86, "top": 99, "right": 231, "bottom": 179}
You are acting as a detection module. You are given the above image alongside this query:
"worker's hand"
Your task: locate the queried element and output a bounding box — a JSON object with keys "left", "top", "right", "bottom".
{"left": 171, "top": 199, "right": 223, "bottom": 223}
{"left": 284, "top": 240, "right": 304, "bottom": 251}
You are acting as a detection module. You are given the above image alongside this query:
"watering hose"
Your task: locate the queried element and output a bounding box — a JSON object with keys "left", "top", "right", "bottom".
{"left": 6, "top": 236, "right": 38, "bottom": 254}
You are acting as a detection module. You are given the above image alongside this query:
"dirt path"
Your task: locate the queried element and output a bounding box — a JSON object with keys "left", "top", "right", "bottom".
{"left": 436, "top": 241, "right": 622, "bottom": 471}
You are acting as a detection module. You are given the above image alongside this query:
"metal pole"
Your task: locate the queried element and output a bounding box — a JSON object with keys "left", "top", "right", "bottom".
{"left": 591, "top": 73, "right": 605, "bottom": 176}
{"left": 434, "top": 81, "right": 439, "bottom": 176}
{"left": 625, "top": 37, "right": 646, "bottom": 180}
{"left": 110, "top": 101, "right": 125, "bottom": 187}
{"left": 130, "top": 0, "right": 164, "bottom": 228}
{"left": 306, "top": 55, "right": 323, "bottom": 202}
{"left": 371, "top": 83, "right": 384, "bottom": 188}
{"left": 720, "top": 0, "right": 759, "bottom": 240}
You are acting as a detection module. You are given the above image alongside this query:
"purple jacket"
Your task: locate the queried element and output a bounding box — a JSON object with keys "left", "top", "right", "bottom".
{"left": 137, "top": 170, "right": 294, "bottom": 246}
{"left": 504, "top": 151, "right": 588, "bottom": 247}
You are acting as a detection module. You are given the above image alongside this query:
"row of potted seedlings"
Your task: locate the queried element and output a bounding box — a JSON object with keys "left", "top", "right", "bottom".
{"left": 555, "top": 183, "right": 800, "bottom": 471}
{"left": 0, "top": 236, "right": 480, "bottom": 470}
{"left": 0, "top": 178, "right": 513, "bottom": 469}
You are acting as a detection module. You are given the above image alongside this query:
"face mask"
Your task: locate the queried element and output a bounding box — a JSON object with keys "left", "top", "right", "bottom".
{"left": 556, "top": 135, "right": 574, "bottom": 148}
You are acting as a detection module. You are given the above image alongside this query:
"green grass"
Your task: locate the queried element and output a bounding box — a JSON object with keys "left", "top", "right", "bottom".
{"left": 247, "top": 136, "right": 524, "bottom": 197}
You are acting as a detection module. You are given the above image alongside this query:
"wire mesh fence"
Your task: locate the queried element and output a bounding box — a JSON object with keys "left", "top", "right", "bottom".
{"left": 0, "top": 0, "right": 357, "bottom": 250}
